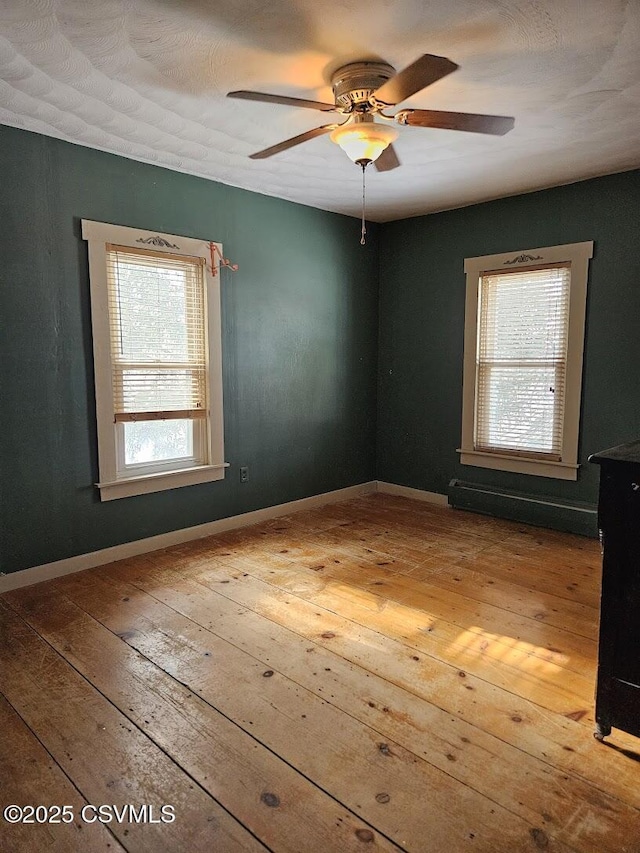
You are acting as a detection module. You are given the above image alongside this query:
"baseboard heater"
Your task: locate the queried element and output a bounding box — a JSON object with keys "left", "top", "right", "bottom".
{"left": 447, "top": 479, "right": 598, "bottom": 537}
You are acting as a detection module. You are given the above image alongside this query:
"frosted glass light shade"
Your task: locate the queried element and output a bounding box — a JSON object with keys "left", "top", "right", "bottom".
{"left": 330, "top": 122, "right": 398, "bottom": 164}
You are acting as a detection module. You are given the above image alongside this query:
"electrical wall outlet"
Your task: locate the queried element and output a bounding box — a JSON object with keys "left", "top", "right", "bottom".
{"left": 240, "top": 466, "right": 249, "bottom": 483}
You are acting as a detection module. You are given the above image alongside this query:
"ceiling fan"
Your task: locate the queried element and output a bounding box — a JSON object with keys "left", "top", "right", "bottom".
{"left": 228, "top": 54, "right": 515, "bottom": 171}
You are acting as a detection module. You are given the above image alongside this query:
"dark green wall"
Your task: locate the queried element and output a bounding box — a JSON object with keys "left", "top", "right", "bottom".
{"left": 377, "top": 170, "right": 640, "bottom": 510}
{"left": 0, "top": 125, "right": 379, "bottom": 574}
{"left": 2, "top": 123, "right": 638, "bottom": 574}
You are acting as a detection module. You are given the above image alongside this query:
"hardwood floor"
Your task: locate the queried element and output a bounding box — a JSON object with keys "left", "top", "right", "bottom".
{"left": 1, "top": 494, "right": 639, "bottom": 853}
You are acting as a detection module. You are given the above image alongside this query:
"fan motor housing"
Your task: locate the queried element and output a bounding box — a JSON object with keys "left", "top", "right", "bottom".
{"left": 331, "top": 61, "right": 395, "bottom": 110}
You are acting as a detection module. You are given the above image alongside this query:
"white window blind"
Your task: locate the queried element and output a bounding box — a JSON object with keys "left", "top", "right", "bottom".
{"left": 106, "top": 244, "right": 208, "bottom": 423}
{"left": 475, "top": 263, "right": 571, "bottom": 459}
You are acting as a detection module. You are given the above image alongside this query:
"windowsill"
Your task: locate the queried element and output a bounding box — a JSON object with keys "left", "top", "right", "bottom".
{"left": 458, "top": 449, "right": 579, "bottom": 480}
{"left": 97, "top": 463, "right": 228, "bottom": 501}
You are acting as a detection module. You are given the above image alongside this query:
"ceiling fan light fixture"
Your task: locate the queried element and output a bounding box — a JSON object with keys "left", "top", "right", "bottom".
{"left": 330, "top": 119, "right": 398, "bottom": 166}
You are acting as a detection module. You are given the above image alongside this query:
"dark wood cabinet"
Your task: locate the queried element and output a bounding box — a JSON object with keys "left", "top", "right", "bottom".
{"left": 589, "top": 440, "right": 640, "bottom": 742}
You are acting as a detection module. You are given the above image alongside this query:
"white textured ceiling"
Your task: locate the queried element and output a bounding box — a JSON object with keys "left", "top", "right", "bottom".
{"left": 1, "top": 0, "right": 639, "bottom": 221}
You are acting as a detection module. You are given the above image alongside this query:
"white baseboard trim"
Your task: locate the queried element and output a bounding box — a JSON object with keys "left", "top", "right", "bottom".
{"left": 376, "top": 481, "right": 449, "bottom": 507}
{"left": 0, "top": 481, "right": 377, "bottom": 593}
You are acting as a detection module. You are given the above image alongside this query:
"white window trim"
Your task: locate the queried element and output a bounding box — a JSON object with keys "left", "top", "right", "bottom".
{"left": 459, "top": 241, "right": 593, "bottom": 480}
{"left": 82, "top": 220, "right": 227, "bottom": 500}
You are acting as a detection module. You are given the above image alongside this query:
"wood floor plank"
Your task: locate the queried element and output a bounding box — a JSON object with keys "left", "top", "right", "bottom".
{"left": 150, "top": 524, "right": 595, "bottom": 685}
{"left": 5, "top": 586, "right": 402, "bottom": 853}
{"left": 206, "top": 551, "right": 597, "bottom": 718}
{"left": 80, "top": 557, "right": 640, "bottom": 853}
{"left": 308, "top": 497, "right": 600, "bottom": 573}
{"left": 2, "top": 494, "right": 638, "bottom": 853}
{"left": 0, "top": 601, "right": 268, "bottom": 853}
{"left": 292, "top": 497, "right": 599, "bottom": 628}
{"left": 395, "top": 559, "right": 599, "bottom": 640}
{"left": 260, "top": 552, "right": 598, "bottom": 678}
{"left": 225, "top": 522, "right": 600, "bottom": 643}
{"left": 157, "top": 557, "right": 638, "bottom": 795}
{"left": 447, "top": 549, "right": 599, "bottom": 609}
{"left": 46, "top": 570, "right": 577, "bottom": 853}
{"left": 153, "top": 552, "right": 640, "bottom": 815}
{"left": 319, "top": 530, "right": 600, "bottom": 608}
{"left": 0, "top": 694, "right": 125, "bottom": 853}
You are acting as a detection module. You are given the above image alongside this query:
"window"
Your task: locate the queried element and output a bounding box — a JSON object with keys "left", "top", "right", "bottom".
{"left": 83, "top": 221, "right": 226, "bottom": 500}
{"left": 459, "top": 242, "right": 593, "bottom": 480}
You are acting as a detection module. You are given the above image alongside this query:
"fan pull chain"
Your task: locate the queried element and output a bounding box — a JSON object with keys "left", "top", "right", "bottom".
{"left": 360, "top": 162, "right": 367, "bottom": 246}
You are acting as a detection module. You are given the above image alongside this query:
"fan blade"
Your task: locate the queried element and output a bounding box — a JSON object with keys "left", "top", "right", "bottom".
{"left": 400, "top": 109, "right": 514, "bottom": 135}
{"left": 373, "top": 54, "right": 458, "bottom": 106}
{"left": 228, "top": 90, "right": 337, "bottom": 112}
{"left": 374, "top": 144, "right": 401, "bottom": 172}
{"left": 249, "top": 124, "right": 338, "bottom": 159}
